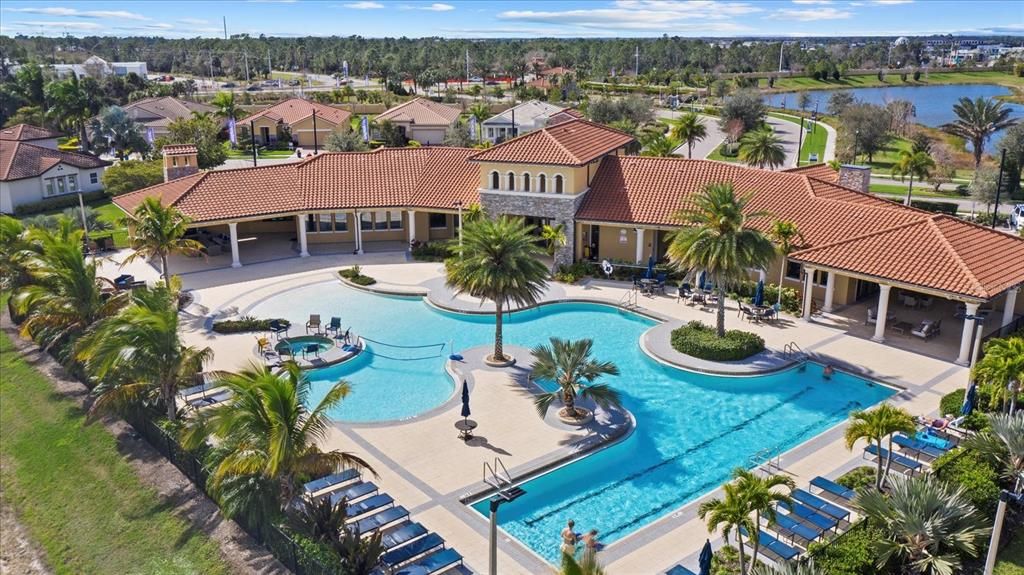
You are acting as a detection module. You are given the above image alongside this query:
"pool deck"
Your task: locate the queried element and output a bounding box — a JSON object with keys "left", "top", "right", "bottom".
{"left": 142, "top": 255, "right": 969, "bottom": 574}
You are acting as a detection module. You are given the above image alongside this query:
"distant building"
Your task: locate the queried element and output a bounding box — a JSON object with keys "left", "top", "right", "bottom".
{"left": 0, "top": 124, "right": 63, "bottom": 150}
{"left": 482, "top": 100, "right": 566, "bottom": 143}
{"left": 52, "top": 55, "right": 147, "bottom": 79}
{"left": 244, "top": 98, "right": 351, "bottom": 148}
{"left": 114, "top": 96, "right": 219, "bottom": 140}
{"left": 375, "top": 98, "right": 461, "bottom": 145}
{"left": 1, "top": 135, "right": 109, "bottom": 214}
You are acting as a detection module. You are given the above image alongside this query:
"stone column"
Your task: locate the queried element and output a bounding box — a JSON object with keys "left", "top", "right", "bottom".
{"left": 407, "top": 210, "right": 417, "bottom": 248}
{"left": 872, "top": 284, "right": 892, "bottom": 342}
{"left": 956, "top": 302, "right": 980, "bottom": 366}
{"left": 296, "top": 214, "right": 309, "bottom": 257}
{"left": 1002, "top": 288, "right": 1019, "bottom": 335}
{"left": 635, "top": 228, "right": 645, "bottom": 264}
{"left": 822, "top": 271, "right": 837, "bottom": 313}
{"left": 801, "top": 267, "right": 815, "bottom": 321}
{"left": 228, "top": 222, "right": 242, "bottom": 268}
{"left": 354, "top": 211, "right": 364, "bottom": 254}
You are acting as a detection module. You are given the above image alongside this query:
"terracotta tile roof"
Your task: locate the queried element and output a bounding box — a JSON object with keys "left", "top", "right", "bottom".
{"left": 244, "top": 97, "right": 351, "bottom": 127}
{"left": 120, "top": 97, "right": 216, "bottom": 125}
{"left": 546, "top": 108, "right": 584, "bottom": 126}
{"left": 162, "top": 144, "right": 198, "bottom": 155}
{"left": 375, "top": 98, "right": 462, "bottom": 126}
{"left": 0, "top": 140, "right": 109, "bottom": 181}
{"left": 468, "top": 119, "right": 634, "bottom": 166}
{"left": 113, "top": 172, "right": 206, "bottom": 214}
{"left": 782, "top": 163, "right": 838, "bottom": 183}
{"left": 0, "top": 124, "right": 62, "bottom": 142}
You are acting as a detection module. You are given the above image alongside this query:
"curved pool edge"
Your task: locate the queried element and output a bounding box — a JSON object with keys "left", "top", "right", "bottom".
{"left": 639, "top": 320, "right": 798, "bottom": 377}
{"left": 337, "top": 273, "right": 431, "bottom": 297}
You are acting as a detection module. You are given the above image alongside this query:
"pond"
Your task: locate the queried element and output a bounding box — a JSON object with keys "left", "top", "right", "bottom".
{"left": 764, "top": 84, "right": 1024, "bottom": 152}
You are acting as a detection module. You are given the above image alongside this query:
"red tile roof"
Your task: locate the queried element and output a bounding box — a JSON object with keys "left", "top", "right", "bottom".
{"left": 119, "top": 97, "right": 216, "bottom": 127}
{"left": 1, "top": 140, "right": 109, "bottom": 181}
{"left": 782, "top": 163, "right": 838, "bottom": 183}
{"left": 375, "top": 98, "right": 462, "bottom": 126}
{"left": 244, "top": 97, "right": 351, "bottom": 127}
{"left": 546, "top": 108, "right": 584, "bottom": 126}
{"left": 162, "top": 144, "right": 198, "bottom": 155}
{"left": 468, "top": 119, "right": 634, "bottom": 166}
{"left": 0, "top": 124, "right": 62, "bottom": 142}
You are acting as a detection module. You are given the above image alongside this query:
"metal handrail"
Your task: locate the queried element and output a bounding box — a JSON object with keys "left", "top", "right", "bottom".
{"left": 783, "top": 341, "right": 804, "bottom": 359}
{"left": 618, "top": 287, "right": 639, "bottom": 308}
{"left": 483, "top": 457, "right": 513, "bottom": 491}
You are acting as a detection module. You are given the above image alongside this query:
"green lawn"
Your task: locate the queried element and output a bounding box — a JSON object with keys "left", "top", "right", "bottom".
{"left": 870, "top": 183, "right": 956, "bottom": 199}
{"left": 706, "top": 142, "right": 742, "bottom": 163}
{"left": 996, "top": 532, "right": 1024, "bottom": 575}
{"left": 766, "top": 112, "right": 827, "bottom": 165}
{"left": 769, "top": 70, "right": 1024, "bottom": 95}
{"left": 224, "top": 148, "right": 295, "bottom": 159}
{"left": 0, "top": 328, "right": 230, "bottom": 575}
{"left": 17, "top": 199, "right": 129, "bottom": 249}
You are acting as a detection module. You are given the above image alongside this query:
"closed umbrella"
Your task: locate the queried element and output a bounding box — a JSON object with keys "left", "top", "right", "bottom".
{"left": 698, "top": 539, "right": 713, "bottom": 575}
{"left": 461, "top": 380, "right": 471, "bottom": 421}
{"left": 961, "top": 382, "right": 977, "bottom": 416}
{"left": 697, "top": 271, "right": 707, "bottom": 291}
{"left": 645, "top": 255, "right": 656, "bottom": 279}
{"left": 753, "top": 279, "right": 765, "bottom": 307}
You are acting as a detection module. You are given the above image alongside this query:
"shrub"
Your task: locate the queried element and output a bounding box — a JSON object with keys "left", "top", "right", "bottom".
{"left": 211, "top": 316, "right": 290, "bottom": 334}
{"left": 911, "top": 200, "right": 958, "bottom": 215}
{"left": 837, "top": 466, "right": 876, "bottom": 492}
{"left": 808, "top": 522, "right": 886, "bottom": 575}
{"left": 101, "top": 159, "right": 164, "bottom": 196}
{"left": 670, "top": 321, "right": 765, "bottom": 361}
{"left": 939, "top": 387, "right": 994, "bottom": 430}
{"left": 411, "top": 241, "right": 451, "bottom": 262}
{"left": 554, "top": 262, "right": 591, "bottom": 284}
{"left": 933, "top": 449, "right": 1001, "bottom": 517}
{"left": 730, "top": 280, "right": 800, "bottom": 313}
{"left": 338, "top": 266, "right": 376, "bottom": 286}
{"left": 13, "top": 190, "right": 107, "bottom": 216}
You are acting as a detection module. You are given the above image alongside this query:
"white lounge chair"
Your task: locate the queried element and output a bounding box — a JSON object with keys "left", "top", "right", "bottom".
{"left": 911, "top": 319, "right": 941, "bottom": 341}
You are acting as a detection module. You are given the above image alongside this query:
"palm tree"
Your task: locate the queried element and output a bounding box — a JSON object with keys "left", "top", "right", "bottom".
{"left": 541, "top": 223, "right": 567, "bottom": 272}
{"left": 699, "top": 482, "right": 756, "bottom": 575}
{"left": 855, "top": 475, "right": 989, "bottom": 574}
{"left": 288, "top": 496, "right": 347, "bottom": 545}
{"left": 965, "top": 413, "right": 1024, "bottom": 491}
{"left": 732, "top": 469, "right": 795, "bottom": 567}
{"left": 182, "top": 362, "right": 373, "bottom": 515}
{"left": 972, "top": 337, "right": 1024, "bottom": 413}
{"left": 670, "top": 112, "right": 708, "bottom": 159}
{"left": 558, "top": 550, "right": 607, "bottom": 575}
{"left": 335, "top": 528, "right": 386, "bottom": 575}
{"left": 122, "top": 197, "right": 204, "bottom": 286}
{"left": 768, "top": 220, "right": 804, "bottom": 310}
{"left": 446, "top": 216, "right": 549, "bottom": 363}
{"left": 640, "top": 132, "right": 681, "bottom": 157}
{"left": 942, "top": 97, "right": 1018, "bottom": 169}
{"left": 751, "top": 560, "right": 823, "bottom": 575}
{"left": 77, "top": 283, "right": 213, "bottom": 422}
{"left": 44, "top": 75, "right": 91, "bottom": 150}
{"left": 666, "top": 183, "right": 776, "bottom": 338}
{"left": 739, "top": 128, "right": 786, "bottom": 170}
{"left": 90, "top": 105, "right": 149, "bottom": 160}
{"left": 468, "top": 102, "right": 491, "bottom": 140}
{"left": 532, "top": 337, "right": 621, "bottom": 421}
{"left": 210, "top": 91, "right": 238, "bottom": 122}
{"left": 0, "top": 215, "right": 28, "bottom": 290}
{"left": 890, "top": 150, "right": 936, "bottom": 206}
{"left": 843, "top": 403, "right": 916, "bottom": 490}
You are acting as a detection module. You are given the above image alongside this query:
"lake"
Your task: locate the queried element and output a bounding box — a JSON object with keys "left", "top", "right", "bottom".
{"left": 764, "top": 84, "right": 1024, "bottom": 152}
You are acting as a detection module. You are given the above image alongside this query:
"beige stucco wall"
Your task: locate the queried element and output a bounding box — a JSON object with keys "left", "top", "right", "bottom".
{"left": 477, "top": 162, "right": 577, "bottom": 195}
{"left": 409, "top": 126, "right": 447, "bottom": 145}
{"left": 1, "top": 162, "right": 106, "bottom": 213}
{"left": 249, "top": 115, "right": 344, "bottom": 148}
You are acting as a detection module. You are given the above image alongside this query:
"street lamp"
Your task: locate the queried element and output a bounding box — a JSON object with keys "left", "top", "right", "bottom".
{"left": 452, "top": 201, "right": 464, "bottom": 249}
{"left": 486, "top": 489, "right": 525, "bottom": 575}
{"left": 984, "top": 490, "right": 1024, "bottom": 575}
{"left": 853, "top": 129, "right": 860, "bottom": 164}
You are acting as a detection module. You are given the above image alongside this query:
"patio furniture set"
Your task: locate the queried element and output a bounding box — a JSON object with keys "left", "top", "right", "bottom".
{"left": 867, "top": 293, "right": 943, "bottom": 341}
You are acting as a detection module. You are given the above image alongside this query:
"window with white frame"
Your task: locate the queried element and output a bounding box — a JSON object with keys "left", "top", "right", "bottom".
{"left": 333, "top": 212, "right": 348, "bottom": 232}
{"left": 619, "top": 229, "right": 628, "bottom": 244}
{"left": 360, "top": 212, "right": 373, "bottom": 231}
{"left": 316, "top": 214, "right": 331, "bottom": 232}
{"left": 43, "top": 174, "right": 78, "bottom": 197}
{"left": 67, "top": 175, "right": 77, "bottom": 192}
{"left": 784, "top": 261, "right": 802, "bottom": 281}
{"left": 429, "top": 213, "right": 447, "bottom": 229}
{"left": 373, "top": 210, "right": 389, "bottom": 231}
{"left": 522, "top": 173, "right": 531, "bottom": 192}
{"left": 89, "top": 172, "right": 98, "bottom": 185}
{"left": 388, "top": 211, "right": 402, "bottom": 230}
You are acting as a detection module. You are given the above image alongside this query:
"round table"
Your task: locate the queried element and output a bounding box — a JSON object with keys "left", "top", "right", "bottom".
{"left": 454, "top": 419, "right": 477, "bottom": 441}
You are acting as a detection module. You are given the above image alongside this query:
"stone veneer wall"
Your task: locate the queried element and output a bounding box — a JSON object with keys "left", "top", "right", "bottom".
{"left": 837, "top": 164, "right": 871, "bottom": 193}
{"left": 479, "top": 189, "right": 587, "bottom": 267}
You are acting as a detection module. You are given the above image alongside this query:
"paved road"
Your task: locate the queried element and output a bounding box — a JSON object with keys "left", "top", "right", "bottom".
{"left": 655, "top": 110, "right": 726, "bottom": 160}
{"left": 870, "top": 191, "right": 1015, "bottom": 215}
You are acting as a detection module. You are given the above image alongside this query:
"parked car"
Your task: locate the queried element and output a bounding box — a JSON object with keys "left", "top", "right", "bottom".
{"left": 287, "top": 79, "right": 301, "bottom": 86}
{"left": 1011, "top": 204, "right": 1024, "bottom": 232}
{"left": 160, "top": 75, "right": 175, "bottom": 82}
{"left": 246, "top": 84, "right": 262, "bottom": 91}
{"left": 221, "top": 82, "right": 236, "bottom": 88}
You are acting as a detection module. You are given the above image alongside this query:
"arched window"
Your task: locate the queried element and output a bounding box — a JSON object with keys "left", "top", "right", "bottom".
{"left": 522, "top": 173, "right": 531, "bottom": 192}
{"left": 538, "top": 174, "right": 547, "bottom": 193}
{"left": 490, "top": 171, "right": 500, "bottom": 190}
{"left": 554, "top": 174, "right": 564, "bottom": 194}
{"left": 507, "top": 172, "right": 516, "bottom": 191}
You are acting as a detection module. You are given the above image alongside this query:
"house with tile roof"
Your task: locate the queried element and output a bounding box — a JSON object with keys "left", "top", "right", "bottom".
{"left": 113, "top": 118, "right": 1024, "bottom": 364}
{"left": 1, "top": 140, "right": 110, "bottom": 213}
{"left": 481, "top": 100, "right": 566, "bottom": 143}
{"left": 243, "top": 97, "right": 352, "bottom": 149}
{"left": 0, "top": 124, "right": 63, "bottom": 149}
{"left": 375, "top": 98, "right": 462, "bottom": 145}
{"left": 113, "top": 96, "right": 219, "bottom": 141}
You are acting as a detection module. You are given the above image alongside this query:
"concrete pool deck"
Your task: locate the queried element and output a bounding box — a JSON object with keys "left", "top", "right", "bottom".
{"left": 160, "top": 256, "right": 969, "bottom": 574}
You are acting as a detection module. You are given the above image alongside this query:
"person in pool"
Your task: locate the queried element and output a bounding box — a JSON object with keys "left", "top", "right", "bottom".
{"left": 823, "top": 365, "right": 834, "bottom": 379}
{"left": 560, "top": 520, "right": 577, "bottom": 556}
{"left": 583, "top": 529, "right": 600, "bottom": 552}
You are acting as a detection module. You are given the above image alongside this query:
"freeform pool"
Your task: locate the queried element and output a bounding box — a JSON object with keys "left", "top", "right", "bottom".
{"left": 248, "top": 281, "right": 894, "bottom": 559}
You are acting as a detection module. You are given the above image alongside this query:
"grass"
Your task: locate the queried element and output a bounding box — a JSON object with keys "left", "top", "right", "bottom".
{"left": 869, "top": 183, "right": 958, "bottom": 199}
{"left": 224, "top": 148, "right": 295, "bottom": 159}
{"left": 16, "top": 199, "right": 129, "bottom": 249}
{"left": 705, "top": 142, "right": 742, "bottom": 163}
{"left": 0, "top": 328, "right": 230, "bottom": 575}
{"left": 768, "top": 69, "right": 1024, "bottom": 94}
{"left": 997, "top": 532, "right": 1024, "bottom": 575}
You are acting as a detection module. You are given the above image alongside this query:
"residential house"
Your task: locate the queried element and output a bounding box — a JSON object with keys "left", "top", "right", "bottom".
{"left": 1, "top": 139, "right": 109, "bottom": 213}
{"left": 0, "top": 124, "right": 63, "bottom": 150}
{"left": 116, "top": 96, "right": 218, "bottom": 141}
{"left": 375, "top": 98, "right": 462, "bottom": 145}
{"left": 243, "top": 97, "right": 351, "bottom": 149}
{"left": 481, "top": 100, "right": 566, "bottom": 143}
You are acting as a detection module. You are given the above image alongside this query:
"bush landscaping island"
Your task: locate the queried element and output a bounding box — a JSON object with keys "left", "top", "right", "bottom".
{"left": 670, "top": 321, "right": 765, "bottom": 361}
{"left": 211, "top": 316, "right": 291, "bottom": 334}
{"left": 338, "top": 266, "right": 377, "bottom": 286}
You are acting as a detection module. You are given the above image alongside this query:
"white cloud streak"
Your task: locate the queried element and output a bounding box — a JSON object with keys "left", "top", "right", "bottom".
{"left": 342, "top": 1, "right": 384, "bottom": 8}
{"left": 773, "top": 7, "right": 853, "bottom": 20}
{"left": 3, "top": 7, "right": 149, "bottom": 20}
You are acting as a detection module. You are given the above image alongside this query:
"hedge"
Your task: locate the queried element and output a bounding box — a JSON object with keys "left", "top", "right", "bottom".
{"left": 910, "top": 200, "right": 959, "bottom": 215}
{"left": 338, "top": 266, "right": 376, "bottom": 286}
{"left": 837, "top": 466, "right": 876, "bottom": 491}
{"left": 410, "top": 241, "right": 450, "bottom": 262}
{"left": 13, "top": 190, "right": 107, "bottom": 216}
{"left": 670, "top": 321, "right": 765, "bottom": 361}
{"left": 807, "top": 521, "right": 886, "bottom": 575}
{"left": 211, "top": 317, "right": 290, "bottom": 334}
{"left": 933, "top": 449, "right": 1001, "bottom": 517}
{"left": 938, "top": 388, "right": 993, "bottom": 431}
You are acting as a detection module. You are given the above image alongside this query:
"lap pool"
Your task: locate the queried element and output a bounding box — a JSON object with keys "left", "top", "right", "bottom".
{"left": 248, "top": 280, "right": 894, "bottom": 561}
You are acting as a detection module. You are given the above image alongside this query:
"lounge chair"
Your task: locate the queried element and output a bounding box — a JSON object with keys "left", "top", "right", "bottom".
{"left": 739, "top": 304, "right": 758, "bottom": 322}
{"left": 306, "top": 314, "right": 321, "bottom": 334}
{"left": 778, "top": 501, "right": 837, "bottom": 532}
{"left": 345, "top": 493, "right": 393, "bottom": 518}
{"left": 666, "top": 566, "right": 698, "bottom": 575}
{"left": 393, "top": 547, "right": 463, "bottom": 575}
{"left": 911, "top": 319, "right": 941, "bottom": 341}
{"left": 303, "top": 469, "right": 360, "bottom": 495}
{"left": 792, "top": 489, "right": 850, "bottom": 522}
{"left": 186, "top": 388, "right": 231, "bottom": 409}
{"left": 380, "top": 532, "right": 444, "bottom": 568}
{"left": 327, "top": 316, "right": 342, "bottom": 336}
{"left": 351, "top": 506, "right": 409, "bottom": 534}
{"left": 381, "top": 522, "right": 428, "bottom": 549}
{"left": 268, "top": 319, "right": 289, "bottom": 339}
{"left": 810, "top": 476, "right": 855, "bottom": 503}
{"left": 864, "top": 444, "right": 922, "bottom": 475}
{"left": 773, "top": 510, "right": 822, "bottom": 545}
{"left": 739, "top": 527, "right": 799, "bottom": 562}
{"left": 893, "top": 434, "right": 948, "bottom": 460}
{"left": 327, "top": 482, "right": 378, "bottom": 506}
{"left": 179, "top": 380, "right": 217, "bottom": 398}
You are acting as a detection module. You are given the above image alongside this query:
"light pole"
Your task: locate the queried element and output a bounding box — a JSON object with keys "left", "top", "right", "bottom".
{"left": 984, "top": 490, "right": 1023, "bottom": 575}
{"left": 968, "top": 313, "right": 988, "bottom": 370}
{"left": 486, "top": 488, "right": 525, "bottom": 575}
{"left": 453, "top": 201, "right": 464, "bottom": 249}
{"left": 77, "top": 189, "right": 90, "bottom": 257}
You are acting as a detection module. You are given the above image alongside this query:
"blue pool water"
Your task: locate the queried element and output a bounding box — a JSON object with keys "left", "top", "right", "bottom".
{"left": 249, "top": 281, "right": 894, "bottom": 559}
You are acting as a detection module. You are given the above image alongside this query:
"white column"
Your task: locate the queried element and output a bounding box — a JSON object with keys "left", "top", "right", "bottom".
{"left": 872, "top": 284, "right": 892, "bottom": 342}
{"left": 758, "top": 269, "right": 767, "bottom": 282}
{"left": 801, "top": 267, "right": 815, "bottom": 321}
{"left": 1002, "top": 288, "right": 1019, "bottom": 335}
{"left": 407, "top": 209, "right": 417, "bottom": 248}
{"left": 822, "top": 271, "right": 837, "bottom": 313}
{"left": 956, "top": 302, "right": 980, "bottom": 365}
{"left": 354, "top": 211, "right": 364, "bottom": 254}
{"left": 228, "top": 222, "right": 242, "bottom": 268}
{"left": 635, "top": 228, "right": 645, "bottom": 264}
{"left": 296, "top": 214, "right": 309, "bottom": 257}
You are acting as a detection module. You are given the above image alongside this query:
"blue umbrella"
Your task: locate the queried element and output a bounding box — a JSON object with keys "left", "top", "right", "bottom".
{"left": 697, "top": 271, "right": 707, "bottom": 291}
{"left": 460, "top": 380, "right": 471, "bottom": 420}
{"left": 961, "top": 382, "right": 977, "bottom": 416}
{"left": 698, "top": 539, "right": 713, "bottom": 575}
{"left": 753, "top": 279, "right": 765, "bottom": 307}
{"left": 645, "top": 255, "right": 656, "bottom": 279}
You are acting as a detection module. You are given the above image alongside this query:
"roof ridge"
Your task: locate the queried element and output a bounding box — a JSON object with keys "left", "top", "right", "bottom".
{"left": 926, "top": 215, "right": 987, "bottom": 297}
{"left": 114, "top": 170, "right": 208, "bottom": 204}
{"left": 544, "top": 125, "right": 578, "bottom": 163}
{"left": 790, "top": 217, "right": 929, "bottom": 257}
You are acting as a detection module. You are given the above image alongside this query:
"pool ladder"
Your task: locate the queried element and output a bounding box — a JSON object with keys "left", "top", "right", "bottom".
{"left": 618, "top": 287, "right": 639, "bottom": 310}
{"left": 484, "top": 457, "right": 524, "bottom": 501}
{"left": 750, "top": 448, "right": 783, "bottom": 473}
{"left": 783, "top": 341, "right": 805, "bottom": 361}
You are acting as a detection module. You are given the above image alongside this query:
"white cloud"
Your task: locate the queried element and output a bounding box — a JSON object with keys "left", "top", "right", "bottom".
{"left": 498, "top": 1, "right": 762, "bottom": 32}
{"left": 772, "top": 7, "right": 852, "bottom": 20}
{"left": 15, "top": 20, "right": 105, "bottom": 30}
{"left": 3, "top": 7, "right": 149, "bottom": 20}
{"left": 872, "top": 0, "right": 913, "bottom": 4}
{"left": 177, "top": 17, "right": 211, "bottom": 25}
{"left": 791, "top": 0, "right": 832, "bottom": 4}
{"left": 425, "top": 3, "right": 455, "bottom": 10}
{"left": 342, "top": 1, "right": 384, "bottom": 8}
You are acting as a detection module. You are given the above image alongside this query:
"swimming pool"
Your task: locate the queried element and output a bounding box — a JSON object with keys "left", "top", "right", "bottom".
{"left": 248, "top": 280, "right": 894, "bottom": 558}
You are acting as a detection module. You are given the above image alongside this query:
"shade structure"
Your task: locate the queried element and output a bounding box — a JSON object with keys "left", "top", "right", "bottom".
{"left": 460, "top": 380, "right": 471, "bottom": 419}
{"left": 698, "top": 539, "right": 713, "bottom": 575}
{"left": 645, "top": 255, "right": 656, "bottom": 279}
{"left": 753, "top": 279, "right": 765, "bottom": 307}
{"left": 961, "top": 382, "right": 977, "bottom": 416}
{"left": 697, "top": 271, "right": 707, "bottom": 290}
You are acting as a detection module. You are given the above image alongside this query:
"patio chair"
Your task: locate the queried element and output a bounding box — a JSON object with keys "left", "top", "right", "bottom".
{"left": 395, "top": 547, "right": 463, "bottom": 575}
{"left": 739, "top": 304, "right": 757, "bottom": 322}
{"left": 380, "top": 532, "right": 444, "bottom": 568}
{"left": 911, "top": 319, "right": 941, "bottom": 341}
{"left": 302, "top": 343, "right": 320, "bottom": 358}
{"left": 677, "top": 282, "right": 692, "bottom": 302}
{"left": 655, "top": 272, "right": 668, "bottom": 294}
{"left": 810, "top": 476, "right": 855, "bottom": 504}
{"left": 268, "top": 319, "right": 289, "bottom": 339}
{"left": 327, "top": 316, "right": 342, "bottom": 336}
{"left": 306, "top": 314, "right": 321, "bottom": 334}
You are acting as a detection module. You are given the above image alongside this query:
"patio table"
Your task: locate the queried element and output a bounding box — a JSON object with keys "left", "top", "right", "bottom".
{"left": 891, "top": 320, "right": 914, "bottom": 335}
{"left": 455, "top": 419, "right": 477, "bottom": 441}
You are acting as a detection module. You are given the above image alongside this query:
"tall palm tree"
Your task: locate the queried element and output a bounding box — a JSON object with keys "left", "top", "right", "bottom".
{"left": 468, "top": 102, "right": 491, "bottom": 139}
{"left": 739, "top": 128, "right": 786, "bottom": 170}
{"left": 640, "top": 132, "right": 681, "bottom": 157}
{"left": 44, "top": 75, "right": 91, "bottom": 150}
{"left": 183, "top": 362, "right": 374, "bottom": 516}
{"left": 446, "top": 216, "right": 549, "bottom": 363}
{"left": 972, "top": 337, "right": 1024, "bottom": 413}
{"left": 699, "top": 481, "right": 756, "bottom": 575}
{"left": 77, "top": 283, "right": 213, "bottom": 421}
{"left": 666, "top": 183, "right": 776, "bottom": 337}
{"left": 891, "top": 150, "right": 936, "bottom": 206}
{"left": 751, "top": 560, "right": 823, "bottom": 575}
{"left": 855, "top": 475, "right": 989, "bottom": 574}
{"left": 942, "top": 97, "right": 1018, "bottom": 169}
{"left": 732, "top": 469, "right": 795, "bottom": 567}
{"left": 768, "top": 220, "right": 804, "bottom": 310}
{"left": 532, "top": 337, "right": 621, "bottom": 420}
{"left": 210, "top": 91, "right": 238, "bottom": 122}
{"left": 90, "top": 105, "right": 149, "bottom": 160}
{"left": 843, "top": 403, "right": 916, "bottom": 490}
{"left": 965, "top": 412, "right": 1024, "bottom": 492}
{"left": 670, "top": 112, "right": 708, "bottom": 159}
{"left": 122, "top": 197, "right": 204, "bottom": 286}
{"left": 558, "top": 550, "right": 607, "bottom": 575}
{"left": 541, "top": 223, "right": 567, "bottom": 272}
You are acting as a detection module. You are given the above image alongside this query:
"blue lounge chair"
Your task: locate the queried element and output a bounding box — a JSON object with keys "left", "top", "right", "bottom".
{"left": 810, "top": 476, "right": 855, "bottom": 503}
{"left": 346, "top": 494, "right": 393, "bottom": 518}
{"left": 778, "top": 501, "right": 837, "bottom": 532}
{"left": 792, "top": 489, "right": 850, "bottom": 521}
{"left": 186, "top": 389, "right": 231, "bottom": 409}
{"left": 393, "top": 548, "right": 463, "bottom": 575}
{"left": 893, "top": 434, "right": 947, "bottom": 459}
{"left": 666, "top": 566, "right": 698, "bottom": 575}
{"left": 380, "top": 532, "right": 444, "bottom": 567}
{"left": 303, "top": 469, "right": 360, "bottom": 495}
{"left": 864, "top": 444, "right": 922, "bottom": 474}
{"left": 352, "top": 506, "right": 409, "bottom": 534}
{"left": 740, "top": 527, "right": 799, "bottom": 562}
{"left": 381, "top": 522, "right": 428, "bottom": 549}
{"left": 328, "top": 481, "right": 378, "bottom": 506}
{"left": 773, "top": 511, "right": 822, "bottom": 544}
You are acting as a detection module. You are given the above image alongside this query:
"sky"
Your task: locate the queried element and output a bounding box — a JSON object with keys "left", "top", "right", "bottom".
{"left": 0, "top": 0, "right": 1021, "bottom": 39}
